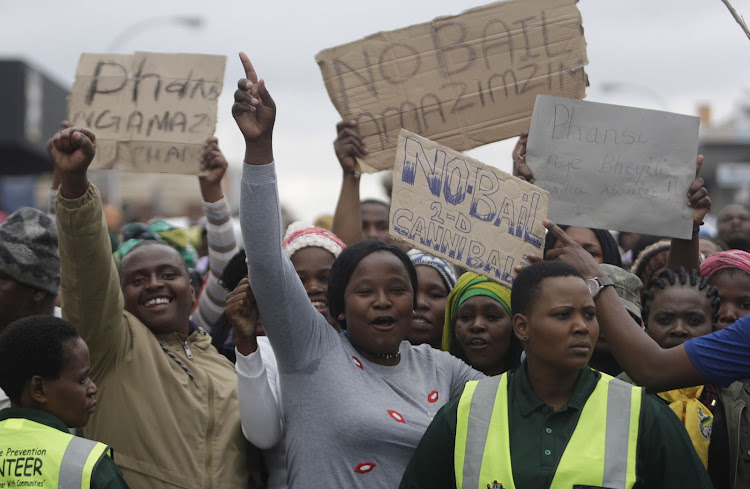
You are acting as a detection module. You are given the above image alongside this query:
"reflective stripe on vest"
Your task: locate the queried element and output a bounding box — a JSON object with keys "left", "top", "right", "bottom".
{"left": 455, "top": 371, "right": 642, "bottom": 489}
{"left": 0, "top": 418, "right": 111, "bottom": 489}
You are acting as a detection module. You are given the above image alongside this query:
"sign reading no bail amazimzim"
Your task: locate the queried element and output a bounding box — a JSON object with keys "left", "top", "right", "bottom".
{"left": 316, "top": 0, "right": 588, "bottom": 173}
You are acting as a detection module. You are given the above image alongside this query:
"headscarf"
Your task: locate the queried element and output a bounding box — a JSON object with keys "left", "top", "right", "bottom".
{"left": 442, "top": 272, "right": 511, "bottom": 352}
{"left": 114, "top": 220, "right": 198, "bottom": 269}
{"left": 408, "top": 250, "right": 457, "bottom": 291}
{"left": 699, "top": 249, "right": 750, "bottom": 278}
{"left": 281, "top": 222, "right": 345, "bottom": 259}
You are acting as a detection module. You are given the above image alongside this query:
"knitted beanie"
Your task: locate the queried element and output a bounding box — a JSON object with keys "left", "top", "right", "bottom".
{"left": 408, "top": 249, "right": 458, "bottom": 291}
{"left": 282, "top": 222, "right": 346, "bottom": 259}
{"left": 0, "top": 207, "right": 60, "bottom": 295}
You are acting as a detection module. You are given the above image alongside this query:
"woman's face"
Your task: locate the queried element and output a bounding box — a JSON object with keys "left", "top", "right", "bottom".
{"left": 518, "top": 276, "right": 598, "bottom": 374}
{"left": 407, "top": 266, "right": 449, "bottom": 348}
{"left": 291, "top": 247, "right": 336, "bottom": 326}
{"left": 342, "top": 251, "right": 414, "bottom": 364}
{"left": 709, "top": 270, "right": 750, "bottom": 329}
{"left": 554, "top": 227, "right": 604, "bottom": 263}
{"left": 454, "top": 295, "right": 513, "bottom": 375}
{"left": 646, "top": 285, "right": 713, "bottom": 348}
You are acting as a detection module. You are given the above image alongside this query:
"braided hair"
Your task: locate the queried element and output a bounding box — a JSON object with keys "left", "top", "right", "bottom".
{"left": 641, "top": 267, "right": 720, "bottom": 327}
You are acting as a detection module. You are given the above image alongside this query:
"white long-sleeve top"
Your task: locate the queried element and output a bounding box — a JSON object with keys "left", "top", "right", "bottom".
{"left": 236, "top": 337, "right": 287, "bottom": 489}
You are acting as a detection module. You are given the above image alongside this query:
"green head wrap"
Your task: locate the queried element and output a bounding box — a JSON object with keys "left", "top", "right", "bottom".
{"left": 442, "top": 272, "right": 512, "bottom": 352}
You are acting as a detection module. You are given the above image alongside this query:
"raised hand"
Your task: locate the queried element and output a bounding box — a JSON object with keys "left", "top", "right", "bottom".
{"left": 226, "top": 278, "right": 260, "bottom": 355}
{"left": 199, "top": 137, "right": 228, "bottom": 203}
{"left": 687, "top": 154, "right": 711, "bottom": 227}
{"left": 49, "top": 126, "right": 96, "bottom": 175}
{"left": 540, "top": 220, "right": 606, "bottom": 278}
{"left": 49, "top": 126, "right": 96, "bottom": 199}
{"left": 512, "top": 129, "right": 535, "bottom": 184}
{"left": 47, "top": 120, "right": 74, "bottom": 190}
{"left": 232, "top": 52, "right": 275, "bottom": 165}
{"left": 334, "top": 120, "right": 367, "bottom": 176}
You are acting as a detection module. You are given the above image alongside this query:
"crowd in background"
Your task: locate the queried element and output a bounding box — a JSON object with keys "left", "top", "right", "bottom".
{"left": 1, "top": 52, "right": 750, "bottom": 489}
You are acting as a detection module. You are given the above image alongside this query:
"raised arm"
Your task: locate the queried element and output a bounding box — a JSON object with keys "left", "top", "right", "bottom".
{"left": 192, "top": 137, "right": 239, "bottom": 332}
{"left": 233, "top": 52, "right": 336, "bottom": 369}
{"left": 512, "top": 129, "right": 535, "bottom": 184}
{"left": 542, "top": 221, "right": 708, "bottom": 391}
{"left": 665, "top": 155, "right": 710, "bottom": 271}
{"left": 332, "top": 120, "right": 367, "bottom": 245}
{"left": 229, "top": 278, "right": 283, "bottom": 449}
{"left": 51, "top": 127, "right": 128, "bottom": 378}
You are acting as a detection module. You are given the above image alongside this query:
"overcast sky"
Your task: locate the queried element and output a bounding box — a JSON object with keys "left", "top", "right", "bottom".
{"left": 3, "top": 0, "right": 750, "bottom": 222}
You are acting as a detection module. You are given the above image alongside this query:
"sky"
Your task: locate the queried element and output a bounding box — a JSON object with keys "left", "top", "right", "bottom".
{"left": 3, "top": 0, "right": 750, "bottom": 222}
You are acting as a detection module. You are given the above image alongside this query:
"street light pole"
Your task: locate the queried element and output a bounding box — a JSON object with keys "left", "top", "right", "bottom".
{"left": 107, "top": 16, "right": 204, "bottom": 52}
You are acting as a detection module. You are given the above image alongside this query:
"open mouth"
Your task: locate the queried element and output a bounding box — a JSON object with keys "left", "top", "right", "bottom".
{"left": 465, "top": 338, "right": 489, "bottom": 349}
{"left": 371, "top": 316, "right": 397, "bottom": 330}
{"left": 311, "top": 300, "right": 328, "bottom": 313}
{"left": 143, "top": 297, "right": 172, "bottom": 309}
{"left": 410, "top": 317, "right": 431, "bottom": 330}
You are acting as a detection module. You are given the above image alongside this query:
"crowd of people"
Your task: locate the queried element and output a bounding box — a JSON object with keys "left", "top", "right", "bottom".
{"left": 1, "top": 51, "right": 750, "bottom": 489}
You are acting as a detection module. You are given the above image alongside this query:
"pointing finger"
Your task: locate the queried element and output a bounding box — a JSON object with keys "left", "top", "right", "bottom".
{"left": 238, "top": 52, "right": 258, "bottom": 83}
{"left": 543, "top": 219, "right": 575, "bottom": 247}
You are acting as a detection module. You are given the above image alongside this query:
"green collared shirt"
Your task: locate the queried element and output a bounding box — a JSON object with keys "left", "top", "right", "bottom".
{"left": 0, "top": 408, "right": 130, "bottom": 489}
{"left": 399, "top": 364, "right": 712, "bottom": 489}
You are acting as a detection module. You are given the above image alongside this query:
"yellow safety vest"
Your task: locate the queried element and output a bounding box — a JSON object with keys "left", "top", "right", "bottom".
{"left": 0, "top": 417, "right": 111, "bottom": 489}
{"left": 455, "top": 371, "right": 642, "bottom": 489}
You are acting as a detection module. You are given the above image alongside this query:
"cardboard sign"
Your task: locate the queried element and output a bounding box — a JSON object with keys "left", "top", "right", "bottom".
{"left": 390, "top": 129, "right": 549, "bottom": 287}
{"left": 526, "top": 95, "right": 700, "bottom": 239}
{"left": 68, "top": 52, "right": 226, "bottom": 175}
{"left": 316, "top": 0, "right": 588, "bottom": 173}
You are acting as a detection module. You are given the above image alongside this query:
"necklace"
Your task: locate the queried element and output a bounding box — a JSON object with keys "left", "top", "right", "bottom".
{"left": 374, "top": 349, "right": 401, "bottom": 360}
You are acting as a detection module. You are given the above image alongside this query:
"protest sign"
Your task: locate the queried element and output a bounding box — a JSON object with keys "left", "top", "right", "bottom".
{"left": 526, "top": 95, "right": 700, "bottom": 239}
{"left": 316, "top": 0, "right": 588, "bottom": 173}
{"left": 390, "top": 129, "right": 549, "bottom": 287}
{"left": 68, "top": 52, "right": 226, "bottom": 175}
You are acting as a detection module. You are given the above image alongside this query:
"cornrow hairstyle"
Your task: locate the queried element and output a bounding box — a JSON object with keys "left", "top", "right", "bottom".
{"left": 641, "top": 267, "right": 720, "bottom": 328}
{"left": 543, "top": 226, "right": 622, "bottom": 268}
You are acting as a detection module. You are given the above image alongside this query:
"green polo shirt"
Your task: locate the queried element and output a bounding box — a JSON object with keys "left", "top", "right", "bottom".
{"left": 399, "top": 365, "right": 712, "bottom": 489}
{"left": 0, "top": 408, "right": 130, "bottom": 489}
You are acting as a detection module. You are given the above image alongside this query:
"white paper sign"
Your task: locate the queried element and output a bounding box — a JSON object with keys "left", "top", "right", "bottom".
{"left": 526, "top": 95, "right": 699, "bottom": 239}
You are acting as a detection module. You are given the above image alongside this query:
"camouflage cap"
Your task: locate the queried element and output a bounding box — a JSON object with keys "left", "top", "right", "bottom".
{"left": 600, "top": 264, "right": 642, "bottom": 323}
{"left": 0, "top": 208, "right": 60, "bottom": 295}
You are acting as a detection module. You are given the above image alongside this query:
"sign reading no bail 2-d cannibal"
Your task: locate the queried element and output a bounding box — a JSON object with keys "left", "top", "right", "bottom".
{"left": 316, "top": 0, "right": 588, "bottom": 173}
{"left": 390, "top": 129, "right": 549, "bottom": 287}
{"left": 68, "top": 52, "right": 226, "bottom": 175}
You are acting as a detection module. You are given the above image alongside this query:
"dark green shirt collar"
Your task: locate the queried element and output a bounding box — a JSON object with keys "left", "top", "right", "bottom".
{"left": 0, "top": 407, "right": 70, "bottom": 433}
{"left": 511, "top": 362, "right": 600, "bottom": 417}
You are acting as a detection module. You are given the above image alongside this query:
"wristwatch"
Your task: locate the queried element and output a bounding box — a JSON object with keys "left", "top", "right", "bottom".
{"left": 585, "top": 276, "right": 614, "bottom": 298}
